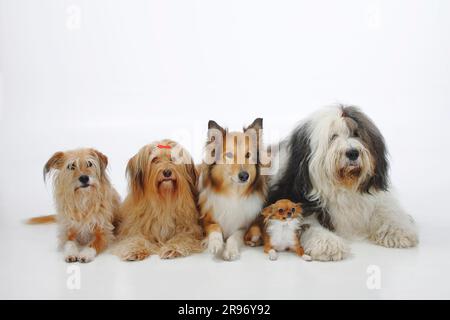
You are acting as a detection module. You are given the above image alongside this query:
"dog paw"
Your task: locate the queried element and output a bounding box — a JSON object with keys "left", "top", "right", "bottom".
{"left": 301, "top": 254, "right": 312, "bottom": 262}
{"left": 268, "top": 249, "right": 278, "bottom": 261}
{"left": 121, "top": 249, "right": 150, "bottom": 261}
{"left": 65, "top": 255, "right": 78, "bottom": 263}
{"left": 222, "top": 244, "right": 240, "bottom": 261}
{"left": 78, "top": 247, "right": 96, "bottom": 263}
{"left": 159, "top": 248, "right": 182, "bottom": 260}
{"left": 208, "top": 232, "right": 224, "bottom": 255}
{"left": 304, "top": 232, "right": 349, "bottom": 261}
{"left": 371, "top": 226, "right": 418, "bottom": 248}
{"left": 245, "top": 235, "right": 262, "bottom": 247}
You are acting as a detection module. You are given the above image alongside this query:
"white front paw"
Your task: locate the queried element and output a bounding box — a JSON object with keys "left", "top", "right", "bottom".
{"left": 222, "top": 242, "right": 240, "bottom": 261}
{"left": 64, "top": 241, "right": 79, "bottom": 263}
{"left": 78, "top": 247, "right": 97, "bottom": 263}
{"left": 301, "top": 254, "right": 312, "bottom": 261}
{"left": 268, "top": 249, "right": 278, "bottom": 261}
{"left": 208, "top": 232, "right": 224, "bottom": 255}
{"left": 371, "top": 225, "right": 418, "bottom": 248}
{"left": 304, "top": 232, "right": 349, "bottom": 261}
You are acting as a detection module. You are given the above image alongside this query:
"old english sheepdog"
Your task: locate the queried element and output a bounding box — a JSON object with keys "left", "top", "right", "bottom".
{"left": 268, "top": 105, "right": 418, "bottom": 261}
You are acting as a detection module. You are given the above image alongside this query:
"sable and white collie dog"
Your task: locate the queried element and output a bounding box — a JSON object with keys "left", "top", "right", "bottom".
{"left": 198, "top": 119, "right": 267, "bottom": 261}
{"left": 268, "top": 105, "right": 418, "bottom": 261}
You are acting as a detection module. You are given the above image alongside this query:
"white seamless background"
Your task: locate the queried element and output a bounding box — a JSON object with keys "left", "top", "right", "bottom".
{"left": 0, "top": 0, "right": 449, "bottom": 299}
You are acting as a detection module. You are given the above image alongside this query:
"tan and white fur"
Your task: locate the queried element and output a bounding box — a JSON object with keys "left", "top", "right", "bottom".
{"left": 199, "top": 119, "right": 267, "bottom": 261}
{"left": 28, "top": 148, "right": 120, "bottom": 263}
{"left": 261, "top": 199, "right": 311, "bottom": 261}
{"left": 113, "top": 139, "right": 203, "bottom": 261}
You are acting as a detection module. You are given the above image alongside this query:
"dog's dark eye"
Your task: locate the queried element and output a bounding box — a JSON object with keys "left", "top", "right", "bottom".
{"left": 225, "top": 152, "right": 233, "bottom": 159}
{"left": 291, "top": 208, "right": 296, "bottom": 213}
{"left": 87, "top": 161, "right": 93, "bottom": 168}
{"left": 278, "top": 208, "right": 283, "bottom": 213}
{"left": 245, "top": 152, "right": 251, "bottom": 159}
{"left": 151, "top": 157, "right": 159, "bottom": 163}
{"left": 353, "top": 130, "right": 360, "bottom": 138}
{"left": 330, "top": 134, "right": 338, "bottom": 142}
{"left": 67, "top": 164, "right": 75, "bottom": 170}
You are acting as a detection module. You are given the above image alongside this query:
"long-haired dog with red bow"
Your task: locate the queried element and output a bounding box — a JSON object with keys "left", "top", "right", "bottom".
{"left": 113, "top": 139, "right": 204, "bottom": 261}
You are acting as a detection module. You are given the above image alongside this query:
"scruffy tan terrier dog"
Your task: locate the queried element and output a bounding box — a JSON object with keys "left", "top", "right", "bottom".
{"left": 28, "top": 148, "right": 120, "bottom": 263}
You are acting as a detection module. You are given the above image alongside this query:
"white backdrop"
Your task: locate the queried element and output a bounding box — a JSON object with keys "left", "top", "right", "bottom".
{"left": 1, "top": 0, "right": 450, "bottom": 299}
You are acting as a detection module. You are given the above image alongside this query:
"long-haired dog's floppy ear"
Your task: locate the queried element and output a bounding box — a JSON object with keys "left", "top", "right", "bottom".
{"left": 343, "top": 106, "right": 389, "bottom": 192}
{"left": 91, "top": 149, "right": 108, "bottom": 172}
{"left": 43, "top": 152, "right": 65, "bottom": 181}
{"left": 126, "top": 153, "right": 146, "bottom": 197}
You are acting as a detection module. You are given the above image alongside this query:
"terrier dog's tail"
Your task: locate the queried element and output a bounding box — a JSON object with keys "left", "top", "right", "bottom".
{"left": 26, "top": 215, "right": 56, "bottom": 225}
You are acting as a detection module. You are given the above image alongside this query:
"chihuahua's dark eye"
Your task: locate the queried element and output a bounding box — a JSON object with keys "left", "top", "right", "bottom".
{"left": 278, "top": 208, "right": 283, "bottom": 213}
{"left": 291, "top": 208, "right": 296, "bottom": 213}
{"left": 225, "top": 152, "right": 233, "bottom": 159}
{"left": 87, "top": 161, "right": 93, "bottom": 168}
{"left": 67, "top": 164, "right": 75, "bottom": 170}
{"left": 245, "top": 152, "right": 251, "bottom": 159}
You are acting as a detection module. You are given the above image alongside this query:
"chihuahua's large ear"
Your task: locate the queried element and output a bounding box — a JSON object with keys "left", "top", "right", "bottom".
{"left": 126, "top": 152, "right": 146, "bottom": 197}
{"left": 261, "top": 204, "right": 273, "bottom": 218}
{"left": 244, "top": 118, "right": 263, "bottom": 132}
{"left": 43, "top": 152, "right": 65, "bottom": 181}
{"left": 91, "top": 149, "right": 108, "bottom": 172}
{"left": 295, "top": 202, "right": 303, "bottom": 214}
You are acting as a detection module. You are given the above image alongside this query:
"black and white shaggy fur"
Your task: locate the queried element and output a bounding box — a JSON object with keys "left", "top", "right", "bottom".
{"left": 269, "top": 105, "right": 418, "bottom": 261}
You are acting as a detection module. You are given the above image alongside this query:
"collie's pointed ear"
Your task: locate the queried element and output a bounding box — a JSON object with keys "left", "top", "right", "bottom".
{"left": 208, "top": 120, "right": 226, "bottom": 136}
{"left": 244, "top": 118, "right": 263, "bottom": 132}
{"left": 43, "top": 152, "right": 65, "bottom": 181}
{"left": 126, "top": 153, "right": 146, "bottom": 197}
{"left": 91, "top": 149, "right": 108, "bottom": 172}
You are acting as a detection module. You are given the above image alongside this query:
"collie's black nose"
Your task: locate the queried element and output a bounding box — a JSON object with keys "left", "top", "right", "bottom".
{"left": 346, "top": 149, "right": 359, "bottom": 161}
{"left": 79, "top": 175, "right": 89, "bottom": 184}
{"left": 238, "top": 171, "right": 249, "bottom": 182}
{"left": 163, "top": 169, "right": 172, "bottom": 178}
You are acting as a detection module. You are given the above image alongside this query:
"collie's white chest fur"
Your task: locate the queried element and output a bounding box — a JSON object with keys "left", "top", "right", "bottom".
{"left": 266, "top": 219, "right": 300, "bottom": 251}
{"left": 203, "top": 191, "right": 264, "bottom": 239}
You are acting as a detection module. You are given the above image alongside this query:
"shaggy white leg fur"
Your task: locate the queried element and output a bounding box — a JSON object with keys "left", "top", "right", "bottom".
{"left": 64, "top": 241, "right": 79, "bottom": 263}
{"left": 208, "top": 231, "right": 224, "bottom": 255}
{"left": 301, "top": 218, "right": 350, "bottom": 261}
{"left": 78, "top": 247, "right": 96, "bottom": 263}
{"left": 369, "top": 194, "right": 418, "bottom": 248}
{"left": 268, "top": 249, "right": 278, "bottom": 261}
{"left": 223, "top": 229, "right": 245, "bottom": 261}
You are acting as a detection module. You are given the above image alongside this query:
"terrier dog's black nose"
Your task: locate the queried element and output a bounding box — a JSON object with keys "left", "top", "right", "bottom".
{"left": 346, "top": 149, "right": 359, "bottom": 161}
{"left": 163, "top": 169, "right": 172, "bottom": 178}
{"left": 238, "top": 171, "right": 249, "bottom": 182}
{"left": 79, "top": 175, "right": 89, "bottom": 184}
